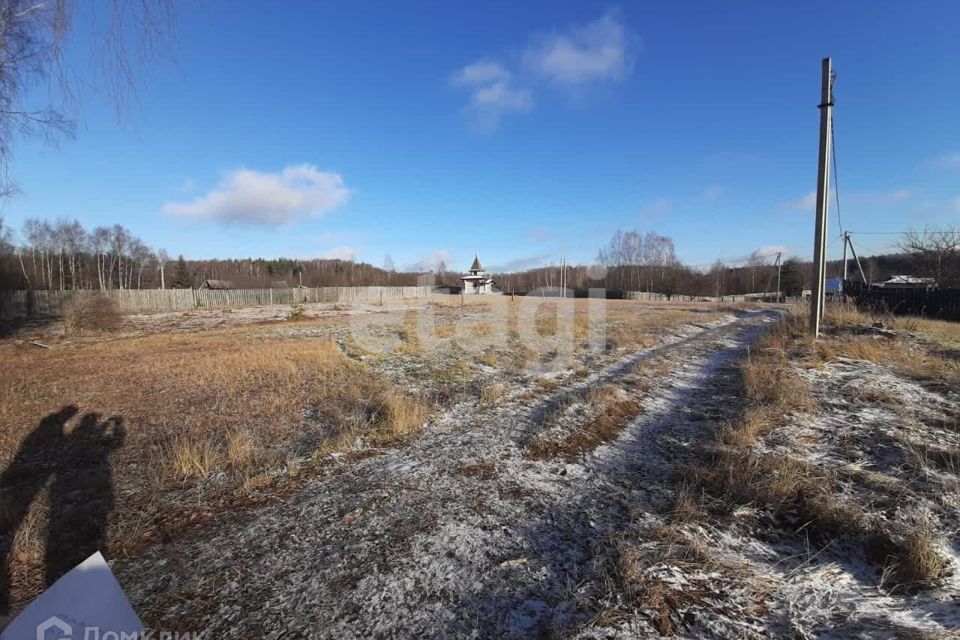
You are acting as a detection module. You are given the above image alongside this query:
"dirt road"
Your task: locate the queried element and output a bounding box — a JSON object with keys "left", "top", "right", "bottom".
{"left": 118, "top": 310, "right": 780, "bottom": 638}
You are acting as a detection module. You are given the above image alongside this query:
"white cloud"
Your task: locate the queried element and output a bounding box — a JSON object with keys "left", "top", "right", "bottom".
{"left": 452, "top": 60, "right": 510, "bottom": 87}
{"left": 526, "top": 226, "right": 550, "bottom": 241}
{"left": 639, "top": 197, "right": 669, "bottom": 219}
{"left": 796, "top": 191, "right": 817, "bottom": 211}
{"left": 451, "top": 60, "right": 533, "bottom": 132}
{"left": 936, "top": 153, "right": 960, "bottom": 168}
{"left": 163, "top": 164, "right": 349, "bottom": 226}
{"left": 880, "top": 188, "right": 912, "bottom": 203}
{"left": 450, "top": 11, "right": 636, "bottom": 131}
{"left": 522, "top": 10, "right": 635, "bottom": 86}
{"left": 780, "top": 190, "right": 818, "bottom": 213}
{"left": 319, "top": 246, "right": 357, "bottom": 260}
{"left": 406, "top": 249, "right": 453, "bottom": 272}
{"left": 701, "top": 185, "right": 724, "bottom": 201}
{"left": 488, "top": 254, "right": 552, "bottom": 272}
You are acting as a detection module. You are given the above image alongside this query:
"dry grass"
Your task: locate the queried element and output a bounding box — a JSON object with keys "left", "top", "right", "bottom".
{"left": 479, "top": 383, "right": 506, "bottom": 406}
{"left": 470, "top": 322, "right": 493, "bottom": 338}
{"left": 742, "top": 316, "right": 812, "bottom": 414}
{"left": 534, "top": 303, "right": 558, "bottom": 337}
{"left": 369, "top": 392, "right": 431, "bottom": 444}
{"left": 685, "top": 310, "right": 954, "bottom": 593}
{"left": 166, "top": 435, "right": 221, "bottom": 479}
{"left": 869, "top": 525, "right": 951, "bottom": 593}
{"left": 527, "top": 397, "right": 642, "bottom": 461}
{"left": 695, "top": 451, "right": 866, "bottom": 537}
{"left": 586, "top": 384, "right": 621, "bottom": 406}
{"left": 604, "top": 525, "right": 752, "bottom": 636}
{"left": 395, "top": 311, "right": 422, "bottom": 355}
{"left": 0, "top": 321, "right": 436, "bottom": 606}
{"left": 479, "top": 347, "right": 498, "bottom": 367}
{"left": 433, "top": 324, "right": 456, "bottom": 339}
{"left": 225, "top": 428, "right": 261, "bottom": 470}
{"left": 851, "top": 385, "right": 904, "bottom": 406}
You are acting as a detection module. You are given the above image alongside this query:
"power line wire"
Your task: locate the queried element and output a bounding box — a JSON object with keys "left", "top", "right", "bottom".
{"left": 848, "top": 230, "right": 960, "bottom": 236}
{"left": 831, "top": 115, "right": 843, "bottom": 236}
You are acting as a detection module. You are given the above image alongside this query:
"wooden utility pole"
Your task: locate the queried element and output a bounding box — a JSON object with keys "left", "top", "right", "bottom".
{"left": 810, "top": 57, "right": 834, "bottom": 336}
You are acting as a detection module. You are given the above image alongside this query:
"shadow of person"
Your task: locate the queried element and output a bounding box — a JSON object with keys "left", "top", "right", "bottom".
{"left": 45, "top": 413, "right": 125, "bottom": 587}
{"left": 0, "top": 406, "right": 125, "bottom": 616}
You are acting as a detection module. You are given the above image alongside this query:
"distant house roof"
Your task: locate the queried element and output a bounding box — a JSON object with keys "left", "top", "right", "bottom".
{"left": 269, "top": 280, "right": 290, "bottom": 289}
{"left": 878, "top": 274, "right": 935, "bottom": 288}
{"left": 199, "top": 279, "right": 232, "bottom": 290}
{"left": 470, "top": 255, "right": 483, "bottom": 272}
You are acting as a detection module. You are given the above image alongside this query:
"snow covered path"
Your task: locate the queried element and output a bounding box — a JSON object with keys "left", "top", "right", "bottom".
{"left": 118, "top": 311, "right": 780, "bottom": 638}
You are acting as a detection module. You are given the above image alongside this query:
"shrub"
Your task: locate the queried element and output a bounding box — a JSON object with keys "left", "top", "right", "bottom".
{"left": 287, "top": 304, "right": 305, "bottom": 320}
{"left": 63, "top": 295, "right": 121, "bottom": 334}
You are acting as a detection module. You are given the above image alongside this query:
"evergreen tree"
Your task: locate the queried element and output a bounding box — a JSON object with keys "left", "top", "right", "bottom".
{"left": 172, "top": 255, "right": 194, "bottom": 289}
{"left": 780, "top": 258, "right": 805, "bottom": 297}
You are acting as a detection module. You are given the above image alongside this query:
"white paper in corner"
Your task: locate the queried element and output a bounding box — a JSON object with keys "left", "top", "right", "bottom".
{"left": 1, "top": 552, "right": 142, "bottom": 640}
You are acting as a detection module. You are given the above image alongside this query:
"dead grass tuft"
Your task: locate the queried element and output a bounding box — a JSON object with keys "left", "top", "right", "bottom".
{"left": 527, "top": 398, "right": 642, "bottom": 461}
{"left": 479, "top": 383, "right": 506, "bottom": 406}
{"left": 166, "top": 435, "right": 221, "bottom": 479}
{"left": 534, "top": 303, "right": 558, "bottom": 337}
{"left": 225, "top": 428, "right": 262, "bottom": 470}
{"left": 370, "top": 392, "right": 430, "bottom": 443}
{"left": 697, "top": 451, "right": 866, "bottom": 538}
{"left": 869, "top": 525, "right": 951, "bottom": 593}
{"left": 395, "top": 311, "right": 422, "bottom": 355}
{"left": 586, "top": 384, "right": 621, "bottom": 406}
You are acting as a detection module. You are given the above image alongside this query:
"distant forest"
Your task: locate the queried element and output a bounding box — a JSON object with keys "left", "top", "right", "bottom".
{"left": 0, "top": 217, "right": 418, "bottom": 290}
{"left": 0, "top": 216, "right": 954, "bottom": 297}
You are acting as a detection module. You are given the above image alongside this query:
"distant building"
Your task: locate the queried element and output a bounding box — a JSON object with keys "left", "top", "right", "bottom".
{"left": 269, "top": 280, "right": 290, "bottom": 289}
{"left": 199, "top": 279, "right": 232, "bottom": 290}
{"left": 460, "top": 255, "right": 495, "bottom": 295}
{"left": 825, "top": 276, "right": 844, "bottom": 295}
{"left": 876, "top": 275, "right": 935, "bottom": 289}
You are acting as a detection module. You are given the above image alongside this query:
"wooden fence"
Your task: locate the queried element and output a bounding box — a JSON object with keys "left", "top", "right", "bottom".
{"left": 844, "top": 280, "right": 960, "bottom": 321}
{"left": 0, "top": 286, "right": 433, "bottom": 318}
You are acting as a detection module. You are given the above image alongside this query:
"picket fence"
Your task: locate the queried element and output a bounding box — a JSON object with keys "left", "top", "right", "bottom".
{"left": 0, "top": 286, "right": 432, "bottom": 318}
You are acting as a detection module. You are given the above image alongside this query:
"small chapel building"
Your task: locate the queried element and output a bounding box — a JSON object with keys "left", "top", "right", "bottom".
{"left": 460, "top": 255, "right": 495, "bottom": 295}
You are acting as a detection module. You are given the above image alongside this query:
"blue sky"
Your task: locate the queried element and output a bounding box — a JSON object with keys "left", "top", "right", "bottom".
{"left": 5, "top": 1, "right": 960, "bottom": 272}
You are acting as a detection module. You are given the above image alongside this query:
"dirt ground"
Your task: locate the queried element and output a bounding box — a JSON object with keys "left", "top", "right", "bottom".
{"left": 3, "top": 296, "right": 958, "bottom": 638}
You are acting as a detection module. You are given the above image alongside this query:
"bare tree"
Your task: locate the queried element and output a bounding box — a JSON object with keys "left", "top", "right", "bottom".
{"left": 899, "top": 227, "right": 960, "bottom": 288}
{"left": 0, "top": 215, "right": 11, "bottom": 251}
{"left": 110, "top": 224, "right": 130, "bottom": 289}
{"left": 0, "top": 0, "right": 174, "bottom": 196}
{"left": 90, "top": 226, "right": 111, "bottom": 289}
{"left": 156, "top": 248, "right": 168, "bottom": 289}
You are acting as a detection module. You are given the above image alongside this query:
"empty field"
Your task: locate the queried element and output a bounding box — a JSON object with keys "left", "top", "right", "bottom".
{"left": 2, "top": 295, "right": 958, "bottom": 638}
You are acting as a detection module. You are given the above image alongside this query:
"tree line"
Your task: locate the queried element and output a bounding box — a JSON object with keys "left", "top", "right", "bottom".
{"left": 0, "top": 217, "right": 418, "bottom": 290}
{"left": 2, "top": 217, "right": 956, "bottom": 295}
{"left": 495, "top": 229, "right": 804, "bottom": 298}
